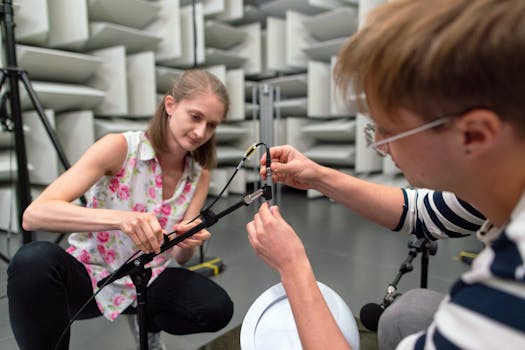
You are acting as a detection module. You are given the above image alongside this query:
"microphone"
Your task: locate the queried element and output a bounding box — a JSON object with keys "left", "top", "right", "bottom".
{"left": 359, "top": 285, "right": 400, "bottom": 331}
{"left": 359, "top": 302, "right": 385, "bottom": 331}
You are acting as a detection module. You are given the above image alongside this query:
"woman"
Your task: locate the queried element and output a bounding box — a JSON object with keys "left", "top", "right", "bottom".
{"left": 8, "top": 70, "right": 234, "bottom": 350}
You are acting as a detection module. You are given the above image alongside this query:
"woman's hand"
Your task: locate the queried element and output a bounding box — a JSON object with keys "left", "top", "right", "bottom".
{"left": 172, "top": 219, "right": 212, "bottom": 250}
{"left": 119, "top": 212, "right": 164, "bottom": 254}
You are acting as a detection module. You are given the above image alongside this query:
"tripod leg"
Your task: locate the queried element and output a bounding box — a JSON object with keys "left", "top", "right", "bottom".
{"left": 19, "top": 72, "right": 73, "bottom": 171}
{"left": 0, "top": 252, "right": 9, "bottom": 264}
{"left": 3, "top": 73, "right": 33, "bottom": 245}
{"left": 19, "top": 71, "right": 88, "bottom": 246}
{"left": 0, "top": 70, "right": 7, "bottom": 89}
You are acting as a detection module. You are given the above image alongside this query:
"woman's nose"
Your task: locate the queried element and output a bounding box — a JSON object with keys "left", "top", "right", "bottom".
{"left": 194, "top": 122, "right": 206, "bottom": 138}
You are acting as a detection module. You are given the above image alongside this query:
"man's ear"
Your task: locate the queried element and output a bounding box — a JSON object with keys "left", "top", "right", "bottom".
{"left": 456, "top": 109, "right": 502, "bottom": 154}
{"left": 164, "top": 95, "right": 176, "bottom": 115}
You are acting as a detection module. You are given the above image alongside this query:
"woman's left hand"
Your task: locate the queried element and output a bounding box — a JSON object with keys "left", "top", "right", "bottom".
{"left": 171, "top": 220, "right": 211, "bottom": 249}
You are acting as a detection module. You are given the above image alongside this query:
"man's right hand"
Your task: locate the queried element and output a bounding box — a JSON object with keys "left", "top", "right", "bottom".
{"left": 260, "top": 145, "right": 322, "bottom": 190}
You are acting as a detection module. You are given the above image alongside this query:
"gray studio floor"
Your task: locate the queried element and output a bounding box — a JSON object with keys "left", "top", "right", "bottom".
{"left": 0, "top": 183, "right": 481, "bottom": 350}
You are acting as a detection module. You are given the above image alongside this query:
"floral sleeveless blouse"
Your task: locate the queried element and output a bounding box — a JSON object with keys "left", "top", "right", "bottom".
{"left": 67, "top": 131, "right": 202, "bottom": 321}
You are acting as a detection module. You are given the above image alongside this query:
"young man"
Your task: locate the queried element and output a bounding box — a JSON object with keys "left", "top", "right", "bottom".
{"left": 246, "top": 0, "right": 525, "bottom": 349}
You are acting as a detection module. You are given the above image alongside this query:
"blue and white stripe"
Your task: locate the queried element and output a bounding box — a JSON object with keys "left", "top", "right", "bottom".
{"left": 396, "top": 189, "right": 525, "bottom": 349}
{"left": 396, "top": 189, "right": 485, "bottom": 239}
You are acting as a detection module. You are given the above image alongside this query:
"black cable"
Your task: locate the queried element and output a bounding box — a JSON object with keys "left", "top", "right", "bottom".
{"left": 201, "top": 142, "right": 267, "bottom": 213}
{"left": 53, "top": 250, "right": 141, "bottom": 350}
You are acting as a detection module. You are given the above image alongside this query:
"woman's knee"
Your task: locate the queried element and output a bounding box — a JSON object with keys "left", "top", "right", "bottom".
{"left": 8, "top": 241, "right": 64, "bottom": 278}
{"left": 208, "top": 294, "right": 234, "bottom": 330}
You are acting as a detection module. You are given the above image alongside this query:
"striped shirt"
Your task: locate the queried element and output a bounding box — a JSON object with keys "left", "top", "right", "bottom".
{"left": 395, "top": 189, "right": 525, "bottom": 349}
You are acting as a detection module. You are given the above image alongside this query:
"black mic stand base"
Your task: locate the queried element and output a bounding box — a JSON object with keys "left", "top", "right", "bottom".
{"left": 129, "top": 266, "right": 152, "bottom": 350}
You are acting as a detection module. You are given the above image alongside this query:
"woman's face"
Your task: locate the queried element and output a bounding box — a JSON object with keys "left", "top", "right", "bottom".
{"left": 164, "top": 92, "right": 225, "bottom": 153}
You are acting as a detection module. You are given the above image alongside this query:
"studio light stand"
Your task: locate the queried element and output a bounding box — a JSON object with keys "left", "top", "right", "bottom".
{"left": 0, "top": 0, "right": 85, "bottom": 264}
{"left": 96, "top": 186, "right": 271, "bottom": 350}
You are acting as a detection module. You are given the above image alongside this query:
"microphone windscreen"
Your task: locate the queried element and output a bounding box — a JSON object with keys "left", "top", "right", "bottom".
{"left": 359, "top": 303, "right": 384, "bottom": 331}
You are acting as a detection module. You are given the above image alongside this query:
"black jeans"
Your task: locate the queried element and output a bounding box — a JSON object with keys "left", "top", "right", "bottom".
{"left": 7, "top": 241, "right": 233, "bottom": 350}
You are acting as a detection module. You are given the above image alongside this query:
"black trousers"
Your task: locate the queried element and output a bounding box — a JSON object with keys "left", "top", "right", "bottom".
{"left": 7, "top": 241, "right": 233, "bottom": 350}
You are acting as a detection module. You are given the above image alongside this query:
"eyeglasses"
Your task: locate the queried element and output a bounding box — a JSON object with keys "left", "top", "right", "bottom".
{"left": 364, "top": 117, "right": 451, "bottom": 157}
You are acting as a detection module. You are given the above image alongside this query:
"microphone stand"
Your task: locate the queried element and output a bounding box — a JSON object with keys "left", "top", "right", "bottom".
{"left": 97, "top": 186, "right": 271, "bottom": 350}
{"left": 383, "top": 237, "right": 438, "bottom": 307}
{"left": 359, "top": 237, "right": 439, "bottom": 332}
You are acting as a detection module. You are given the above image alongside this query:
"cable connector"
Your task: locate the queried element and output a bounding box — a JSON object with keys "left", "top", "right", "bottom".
{"left": 264, "top": 146, "right": 273, "bottom": 204}
{"left": 242, "top": 188, "right": 265, "bottom": 205}
{"left": 236, "top": 143, "right": 259, "bottom": 170}
{"left": 263, "top": 184, "right": 272, "bottom": 202}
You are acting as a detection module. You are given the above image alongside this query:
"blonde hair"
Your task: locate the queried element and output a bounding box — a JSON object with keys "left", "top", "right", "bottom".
{"left": 146, "top": 69, "right": 230, "bottom": 169}
{"left": 334, "top": 0, "right": 525, "bottom": 135}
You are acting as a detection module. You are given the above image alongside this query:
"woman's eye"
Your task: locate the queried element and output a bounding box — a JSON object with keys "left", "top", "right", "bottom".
{"left": 192, "top": 114, "right": 201, "bottom": 121}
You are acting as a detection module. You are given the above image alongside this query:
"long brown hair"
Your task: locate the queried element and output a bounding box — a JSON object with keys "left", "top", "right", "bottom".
{"left": 146, "top": 69, "right": 230, "bottom": 168}
{"left": 334, "top": 0, "right": 525, "bottom": 136}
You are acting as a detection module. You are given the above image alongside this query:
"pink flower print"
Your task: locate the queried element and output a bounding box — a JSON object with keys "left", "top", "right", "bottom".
{"left": 90, "top": 276, "right": 98, "bottom": 289}
{"left": 129, "top": 157, "right": 137, "bottom": 169}
{"left": 92, "top": 197, "right": 99, "bottom": 208}
{"left": 110, "top": 312, "right": 119, "bottom": 321}
{"left": 159, "top": 216, "right": 167, "bottom": 229}
{"left": 148, "top": 186, "right": 156, "bottom": 199}
{"left": 97, "top": 231, "right": 110, "bottom": 243}
{"left": 155, "top": 174, "right": 163, "bottom": 188}
{"left": 132, "top": 203, "right": 146, "bottom": 212}
{"left": 105, "top": 250, "right": 116, "bottom": 264}
{"left": 97, "top": 244, "right": 106, "bottom": 256}
{"left": 176, "top": 194, "right": 187, "bottom": 205}
{"left": 153, "top": 255, "right": 166, "bottom": 265}
{"left": 184, "top": 182, "right": 192, "bottom": 193}
{"left": 161, "top": 204, "right": 171, "bottom": 216}
{"left": 113, "top": 295, "right": 125, "bottom": 306}
{"left": 118, "top": 185, "right": 130, "bottom": 200}
{"left": 153, "top": 206, "right": 161, "bottom": 215}
{"left": 79, "top": 250, "right": 91, "bottom": 264}
{"left": 66, "top": 246, "right": 77, "bottom": 254}
{"left": 109, "top": 178, "right": 120, "bottom": 193}
{"left": 150, "top": 160, "right": 157, "bottom": 172}
{"left": 115, "top": 167, "right": 125, "bottom": 178}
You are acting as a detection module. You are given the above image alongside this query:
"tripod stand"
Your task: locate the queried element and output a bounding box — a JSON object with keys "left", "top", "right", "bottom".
{"left": 0, "top": 0, "right": 85, "bottom": 263}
